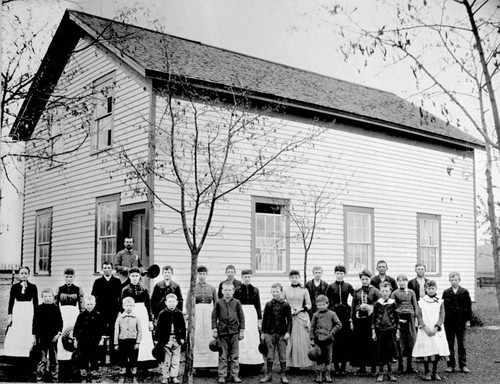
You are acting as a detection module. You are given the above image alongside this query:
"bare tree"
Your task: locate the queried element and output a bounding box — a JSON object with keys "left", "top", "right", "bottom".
{"left": 278, "top": 160, "right": 350, "bottom": 284}
{"left": 114, "top": 74, "right": 323, "bottom": 382}
{"left": 329, "top": 0, "right": 500, "bottom": 310}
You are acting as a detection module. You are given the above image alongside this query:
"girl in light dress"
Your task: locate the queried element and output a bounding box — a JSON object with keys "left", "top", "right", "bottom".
{"left": 283, "top": 270, "right": 312, "bottom": 369}
{"left": 121, "top": 267, "right": 155, "bottom": 363}
{"left": 54, "top": 267, "right": 84, "bottom": 360}
{"left": 193, "top": 265, "right": 218, "bottom": 369}
{"left": 4, "top": 266, "right": 39, "bottom": 357}
{"left": 412, "top": 280, "right": 450, "bottom": 381}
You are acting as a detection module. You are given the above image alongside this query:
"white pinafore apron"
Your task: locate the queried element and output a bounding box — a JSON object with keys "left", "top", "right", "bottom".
{"left": 135, "top": 302, "right": 155, "bottom": 361}
{"left": 3, "top": 301, "right": 34, "bottom": 357}
{"left": 193, "top": 303, "right": 218, "bottom": 368}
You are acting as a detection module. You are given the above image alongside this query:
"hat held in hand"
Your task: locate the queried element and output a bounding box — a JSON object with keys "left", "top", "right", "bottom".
{"left": 307, "top": 345, "right": 322, "bottom": 362}
{"left": 209, "top": 338, "right": 222, "bottom": 353}
{"left": 258, "top": 341, "right": 268, "bottom": 356}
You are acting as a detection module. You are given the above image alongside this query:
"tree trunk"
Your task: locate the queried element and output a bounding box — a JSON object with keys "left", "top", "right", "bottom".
{"left": 182, "top": 250, "right": 199, "bottom": 384}
{"left": 303, "top": 250, "right": 308, "bottom": 285}
{"left": 484, "top": 143, "right": 500, "bottom": 314}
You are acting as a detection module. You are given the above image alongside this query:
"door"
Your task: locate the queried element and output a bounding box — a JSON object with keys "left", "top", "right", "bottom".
{"left": 122, "top": 210, "right": 149, "bottom": 268}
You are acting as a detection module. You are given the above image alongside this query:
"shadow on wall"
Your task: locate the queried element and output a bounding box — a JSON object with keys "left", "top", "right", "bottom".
{"left": 477, "top": 244, "right": 494, "bottom": 278}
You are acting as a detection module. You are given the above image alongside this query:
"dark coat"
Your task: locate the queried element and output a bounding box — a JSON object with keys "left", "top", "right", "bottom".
{"left": 91, "top": 275, "right": 122, "bottom": 317}
{"left": 408, "top": 278, "right": 429, "bottom": 301}
{"left": 73, "top": 309, "right": 105, "bottom": 343}
{"left": 370, "top": 275, "right": 398, "bottom": 292}
{"left": 151, "top": 280, "right": 183, "bottom": 318}
{"left": 234, "top": 284, "right": 262, "bottom": 319}
{"left": 217, "top": 279, "right": 242, "bottom": 299}
{"left": 154, "top": 307, "right": 186, "bottom": 345}
{"left": 212, "top": 297, "right": 245, "bottom": 336}
{"left": 305, "top": 279, "right": 329, "bottom": 316}
{"left": 32, "top": 303, "right": 63, "bottom": 343}
{"left": 442, "top": 286, "right": 472, "bottom": 326}
{"left": 261, "top": 298, "right": 292, "bottom": 335}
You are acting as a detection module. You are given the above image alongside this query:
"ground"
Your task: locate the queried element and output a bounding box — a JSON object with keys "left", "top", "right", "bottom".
{"left": 0, "top": 287, "right": 499, "bottom": 383}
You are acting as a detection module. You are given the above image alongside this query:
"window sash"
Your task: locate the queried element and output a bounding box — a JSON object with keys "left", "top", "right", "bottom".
{"left": 418, "top": 215, "right": 440, "bottom": 273}
{"left": 344, "top": 207, "right": 373, "bottom": 273}
{"left": 92, "top": 73, "right": 115, "bottom": 151}
{"left": 97, "top": 199, "right": 118, "bottom": 267}
{"left": 35, "top": 209, "right": 52, "bottom": 274}
{"left": 255, "top": 211, "right": 286, "bottom": 273}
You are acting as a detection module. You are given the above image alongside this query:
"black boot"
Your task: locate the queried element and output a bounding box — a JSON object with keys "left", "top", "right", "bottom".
{"left": 260, "top": 361, "right": 273, "bottom": 383}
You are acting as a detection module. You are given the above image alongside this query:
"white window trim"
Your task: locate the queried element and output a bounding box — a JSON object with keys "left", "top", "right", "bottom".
{"left": 34, "top": 207, "right": 53, "bottom": 275}
{"left": 95, "top": 194, "right": 120, "bottom": 272}
{"left": 417, "top": 213, "right": 442, "bottom": 276}
{"left": 343, "top": 205, "right": 375, "bottom": 275}
{"left": 251, "top": 196, "right": 290, "bottom": 276}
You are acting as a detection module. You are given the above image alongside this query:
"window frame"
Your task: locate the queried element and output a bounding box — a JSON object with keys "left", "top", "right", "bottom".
{"left": 251, "top": 196, "right": 290, "bottom": 276}
{"left": 417, "top": 213, "right": 442, "bottom": 276}
{"left": 95, "top": 194, "right": 121, "bottom": 272}
{"left": 343, "top": 205, "right": 375, "bottom": 275}
{"left": 34, "top": 207, "right": 53, "bottom": 275}
{"left": 91, "top": 71, "right": 116, "bottom": 153}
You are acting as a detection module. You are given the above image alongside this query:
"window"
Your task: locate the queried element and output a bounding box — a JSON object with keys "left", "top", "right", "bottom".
{"left": 417, "top": 213, "right": 441, "bottom": 274}
{"left": 96, "top": 194, "right": 120, "bottom": 270}
{"left": 344, "top": 206, "right": 374, "bottom": 273}
{"left": 47, "top": 108, "right": 65, "bottom": 166}
{"left": 35, "top": 208, "right": 52, "bottom": 275}
{"left": 252, "top": 197, "right": 289, "bottom": 274}
{"left": 91, "top": 72, "right": 115, "bottom": 151}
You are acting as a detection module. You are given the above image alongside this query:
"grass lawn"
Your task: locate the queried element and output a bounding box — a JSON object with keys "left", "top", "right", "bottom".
{"left": 1, "top": 288, "right": 499, "bottom": 383}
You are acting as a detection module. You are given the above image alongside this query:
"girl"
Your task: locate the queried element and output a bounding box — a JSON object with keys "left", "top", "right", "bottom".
{"left": 391, "top": 274, "right": 418, "bottom": 373}
{"left": 193, "top": 265, "right": 218, "bottom": 369}
{"left": 55, "top": 267, "right": 84, "bottom": 361}
{"left": 4, "top": 266, "right": 38, "bottom": 357}
{"left": 351, "top": 269, "right": 380, "bottom": 374}
{"left": 121, "top": 267, "right": 155, "bottom": 363}
{"left": 283, "top": 270, "right": 313, "bottom": 369}
{"left": 326, "top": 264, "right": 354, "bottom": 375}
{"left": 234, "top": 269, "right": 264, "bottom": 365}
{"left": 372, "top": 282, "right": 399, "bottom": 382}
{"left": 412, "top": 280, "right": 450, "bottom": 381}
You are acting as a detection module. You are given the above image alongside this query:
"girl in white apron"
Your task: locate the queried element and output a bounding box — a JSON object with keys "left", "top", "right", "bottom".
{"left": 193, "top": 265, "right": 218, "bottom": 369}
{"left": 4, "top": 266, "right": 38, "bottom": 357}
{"left": 234, "top": 269, "right": 264, "bottom": 365}
{"left": 121, "top": 267, "right": 155, "bottom": 363}
{"left": 55, "top": 267, "right": 84, "bottom": 361}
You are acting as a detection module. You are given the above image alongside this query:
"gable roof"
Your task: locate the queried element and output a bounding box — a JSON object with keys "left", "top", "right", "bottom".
{"left": 12, "top": 10, "right": 482, "bottom": 149}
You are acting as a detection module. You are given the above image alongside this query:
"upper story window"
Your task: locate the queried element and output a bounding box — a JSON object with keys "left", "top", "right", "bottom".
{"left": 91, "top": 72, "right": 115, "bottom": 151}
{"left": 344, "top": 205, "right": 374, "bottom": 273}
{"left": 46, "top": 107, "right": 65, "bottom": 167}
{"left": 252, "top": 197, "right": 289, "bottom": 274}
{"left": 417, "top": 213, "right": 441, "bottom": 274}
{"left": 35, "top": 207, "right": 53, "bottom": 275}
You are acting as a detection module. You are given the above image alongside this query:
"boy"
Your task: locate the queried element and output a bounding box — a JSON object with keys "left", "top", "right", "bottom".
{"left": 151, "top": 265, "right": 183, "bottom": 321}
{"left": 309, "top": 295, "right": 342, "bottom": 383}
{"left": 32, "top": 288, "right": 63, "bottom": 383}
{"left": 154, "top": 293, "right": 186, "bottom": 384}
{"left": 372, "top": 282, "right": 399, "bottom": 382}
{"left": 260, "top": 283, "right": 292, "bottom": 384}
{"left": 442, "top": 272, "right": 472, "bottom": 373}
{"left": 305, "top": 266, "right": 329, "bottom": 319}
{"left": 391, "top": 274, "right": 418, "bottom": 373}
{"left": 234, "top": 269, "right": 263, "bottom": 365}
{"left": 73, "top": 295, "right": 106, "bottom": 382}
{"left": 408, "top": 263, "right": 428, "bottom": 302}
{"left": 217, "top": 265, "right": 242, "bottom": 299}
{"left": 114, "top": 297, "right": 142, "bottom": 383}
{"left": 370, "top": 260, "right": 398, "bottom": 292}
{"left": 212, "top": 282, "right": 245, "bottom": 383}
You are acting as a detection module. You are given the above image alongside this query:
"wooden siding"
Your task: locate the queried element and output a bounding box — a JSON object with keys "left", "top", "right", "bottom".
{"left": 22, "top": 38, "right": 150, "bottom": 294}
{"left": 151, "top": 98, "right": 476, "bottom": 303}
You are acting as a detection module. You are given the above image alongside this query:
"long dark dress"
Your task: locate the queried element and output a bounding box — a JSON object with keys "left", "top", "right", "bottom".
{"left": 350, "top": 285, "right": 380, "bottom": 368}
{"left": 326, "top": 280, "right": 354, "bottom": 363}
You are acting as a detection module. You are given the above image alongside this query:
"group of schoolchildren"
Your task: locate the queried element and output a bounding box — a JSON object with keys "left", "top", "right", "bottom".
{"left": 4, "top": 260, "right": 473, "bottom": 384}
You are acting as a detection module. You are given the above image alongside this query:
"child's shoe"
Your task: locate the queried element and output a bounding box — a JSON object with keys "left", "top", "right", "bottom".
{"left": 232, "top": 377, "right": 242, "bottom": 383}
{"left": 260, "top": 373, "right": 272, "bottom": 383}
{"left": 431, "top": 374, "right": 441, "bottom": 381}
{"left": 376, "top": 374, "right": 384, "bottom": 382}
{"left": 422, "top": 373, "right": 432, "bottom": 381}
{"left": 388, "top": 374, "right": 397, "bottom": 382}
{"left": 324, "top": 370, "right": 333, "bottom": 383}
{"left": 162, "top": 379, "right": 170, "bottom": 384}
{"left": 315, "top": 371, "right": 323, "bottom": 383}
{"left": 171, "top": 378, "right": 180, "bottom": 384}
{"left": 444, "top": 367, "right": 454, "bottom": 373}
{"left": 460, "top": 366, "right": 470, "bottom": 373}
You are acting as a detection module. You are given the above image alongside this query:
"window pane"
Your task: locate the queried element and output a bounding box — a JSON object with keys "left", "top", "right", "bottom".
{"left": 345, "top": 208, "right": 373, "bottom": 273}
{"left": 255, "top": 203, "right": 287, "bottom": 273}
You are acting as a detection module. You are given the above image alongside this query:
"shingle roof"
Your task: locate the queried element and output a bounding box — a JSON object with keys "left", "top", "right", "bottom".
{"left": 13, "top": 10, "right": 483, "bottom": 148}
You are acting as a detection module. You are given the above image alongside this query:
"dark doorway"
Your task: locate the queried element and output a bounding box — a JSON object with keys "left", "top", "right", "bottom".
{"left": 122, "top": 208, "right": 149, "bottom": 268}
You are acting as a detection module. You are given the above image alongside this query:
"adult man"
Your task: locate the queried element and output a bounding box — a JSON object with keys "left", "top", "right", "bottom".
{"left": 114, "top": 238, "right": 142, "bottom": 272}
{"left": 408, "top": 262, "right": 429, "bottom": 301}
{"left": 91, "top": 261, "right": 122, "bottom": 363}
{"left": 370, "top": 260, "right": 398, "bottom": 291}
